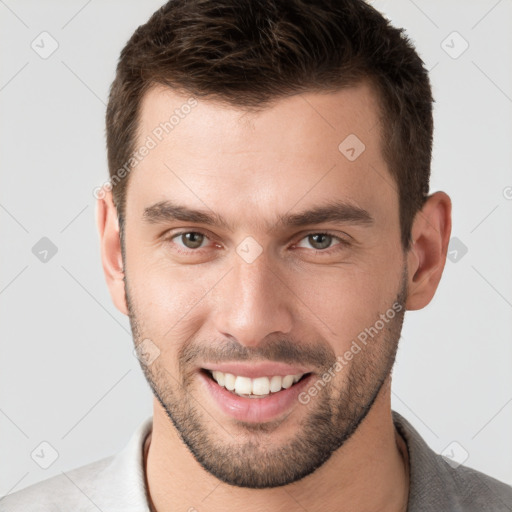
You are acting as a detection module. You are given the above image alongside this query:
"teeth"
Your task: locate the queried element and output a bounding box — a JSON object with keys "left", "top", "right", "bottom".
{"left": 234, "top": 376, "right": 252, "bottom": 395}
{"left": 269, "top": 375, "right": 282, "bottom": 392}
{"left": 212, "top": 370, "right": 225, "bottom": 387}
{"left": 282, "top": 375, "right": 294, "bottom": 389}
{"left": 209, "top": 370, "right": 306, "bottom": 397}
{"left": 224, "top": 372, "right": 236, "bottom": 391}
{"left": 252, "top": 376, "right": 270, "bottom": 395}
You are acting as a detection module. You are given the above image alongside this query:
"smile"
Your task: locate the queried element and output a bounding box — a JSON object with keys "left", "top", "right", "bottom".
{"left": 205, "top": 369, "right": 310, "bottom": 398}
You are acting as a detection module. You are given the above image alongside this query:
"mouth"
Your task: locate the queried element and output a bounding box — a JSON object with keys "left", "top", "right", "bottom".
{"left": 197, "top": 361, "right": 316, "bottom": 423}
{"left": 200, "top": 368, "right": 313, "bottom": 399}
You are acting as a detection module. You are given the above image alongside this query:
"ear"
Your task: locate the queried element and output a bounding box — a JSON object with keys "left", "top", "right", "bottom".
{"left": 405, "top": 191, "right": 452, "bottom": 311}
{"left": 96, "top": 189, "right": 128, "bottom": 315}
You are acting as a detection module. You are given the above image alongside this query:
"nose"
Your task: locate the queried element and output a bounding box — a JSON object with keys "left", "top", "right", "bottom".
{"left": 211, "top": 251, "right": 294, "bottom": 348}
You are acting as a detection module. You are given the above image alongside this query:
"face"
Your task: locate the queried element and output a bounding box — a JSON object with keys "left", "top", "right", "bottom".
{"left": 121, "top": 83, "right": 408, "bottom": 488}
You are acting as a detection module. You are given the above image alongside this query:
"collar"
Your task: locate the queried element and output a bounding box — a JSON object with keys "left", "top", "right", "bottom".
{"left": 96, "top": 412, "right": 507, "bottom": 512}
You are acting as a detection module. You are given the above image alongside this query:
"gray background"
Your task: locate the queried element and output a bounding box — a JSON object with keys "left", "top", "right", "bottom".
{"left": 1, "top": 0, "right": 511, "bottom": 496}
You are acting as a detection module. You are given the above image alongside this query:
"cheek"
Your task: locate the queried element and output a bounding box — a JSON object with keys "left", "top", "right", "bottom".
{"left": 290, "top": 255, "right": 402, "bottom": 353}
{"left": 126, "top": 256, "right": 221, "bottom": 346}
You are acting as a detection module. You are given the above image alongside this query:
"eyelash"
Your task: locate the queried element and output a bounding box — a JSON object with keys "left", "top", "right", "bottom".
{"left": 164, "top": 230, "right": 350, "bottom": 255}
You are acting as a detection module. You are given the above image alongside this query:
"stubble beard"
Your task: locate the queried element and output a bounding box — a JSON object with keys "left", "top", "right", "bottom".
{"left": 125, "top": 267, "right": 408, "bottom": 488}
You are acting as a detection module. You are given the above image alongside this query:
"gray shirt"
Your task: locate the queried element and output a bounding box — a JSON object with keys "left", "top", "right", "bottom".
{"left": 2, "top": 411, "right": 511, "bottom": 511}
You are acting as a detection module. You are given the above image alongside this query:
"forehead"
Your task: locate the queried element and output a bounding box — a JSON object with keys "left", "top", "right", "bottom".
{"left": 125, "top": 83, "right": 395, "bottom": 229}
{"left": 137, "top": 82, "right": 382, "bottom": 153}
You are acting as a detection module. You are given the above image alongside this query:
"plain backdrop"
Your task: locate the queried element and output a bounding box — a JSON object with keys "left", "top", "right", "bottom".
{"left": 1, "top": 0, "right": 511, "bottom": 496}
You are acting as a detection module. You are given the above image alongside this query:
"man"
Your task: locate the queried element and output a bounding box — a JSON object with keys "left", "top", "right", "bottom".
{"left": 2, "top": 0, "right": 511, "bottom": 510}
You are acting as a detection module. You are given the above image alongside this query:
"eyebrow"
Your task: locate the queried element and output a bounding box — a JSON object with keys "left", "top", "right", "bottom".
{"left": 142, "top": 199, "right": 374, "bottom": 231}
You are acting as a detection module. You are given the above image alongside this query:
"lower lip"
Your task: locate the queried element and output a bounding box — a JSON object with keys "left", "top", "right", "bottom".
{"left": 198, "top": 371, "right": 314, "bottom": 423}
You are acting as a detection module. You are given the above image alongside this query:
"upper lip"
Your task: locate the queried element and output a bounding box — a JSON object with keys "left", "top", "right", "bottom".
{"left": 201, "top": 362, "right": 313, "bottom": 379}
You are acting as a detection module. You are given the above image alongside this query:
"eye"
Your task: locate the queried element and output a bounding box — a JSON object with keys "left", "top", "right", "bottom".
{"left": 171, "top": 231, "right": 209, "bottom": 250}
{"left": 295, "top": 232, "right": 346, "bottom": 251}
{"left": 163, "top": 230, "right": 349, "bottom": 257}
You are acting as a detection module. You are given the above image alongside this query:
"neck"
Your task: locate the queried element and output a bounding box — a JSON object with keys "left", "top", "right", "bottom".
{"left": 144, "top": 377, "right": 409, "bottom": 512}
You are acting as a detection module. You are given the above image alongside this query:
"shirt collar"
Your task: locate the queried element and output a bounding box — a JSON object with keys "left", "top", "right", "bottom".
{"left": 98, "top": 411, "right": 468, "bottom": 511}
{"left": 89, "top": 415, "right": 153, "bottom": 512}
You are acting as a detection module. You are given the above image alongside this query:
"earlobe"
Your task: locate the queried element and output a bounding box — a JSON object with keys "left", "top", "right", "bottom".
{"left": 96, "top": 189, "right": 128, "bottom": 316}
{"left": 405, "top": 191, "right": 452, "bottom": 311}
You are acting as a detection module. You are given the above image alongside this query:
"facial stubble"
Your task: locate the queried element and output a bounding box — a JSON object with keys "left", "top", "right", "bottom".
{"left": 125, "top": 265, "right": 408, "bottom": 488}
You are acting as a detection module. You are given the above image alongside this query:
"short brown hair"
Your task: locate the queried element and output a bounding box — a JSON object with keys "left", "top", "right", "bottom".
{"left": 106, "top": 0, "right": 433, "bottom": 250}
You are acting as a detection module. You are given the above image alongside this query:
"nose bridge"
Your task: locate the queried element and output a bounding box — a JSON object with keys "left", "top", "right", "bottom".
{"left": 212, "top": 251, "right": 293, "bottom": 346}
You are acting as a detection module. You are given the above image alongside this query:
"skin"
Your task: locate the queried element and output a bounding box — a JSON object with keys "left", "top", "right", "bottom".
{"left": 96, "top": 82, "right": 451, "bottom": 511}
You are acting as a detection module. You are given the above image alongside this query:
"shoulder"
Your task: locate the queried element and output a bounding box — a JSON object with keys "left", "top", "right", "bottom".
{"left": 448, "top": 461, "right": 512, "bottom": 509}
{"left": 417, "top": 452, "right": 512, "bottom": 511}
{"left": 0, "top": 456, "right": 114, "bottom": 512}
{"left": 0, "top": 416, "right": 153, "bottom": 512}
{"left": 392, "top": 411, "right": 512, "bottom": 512}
